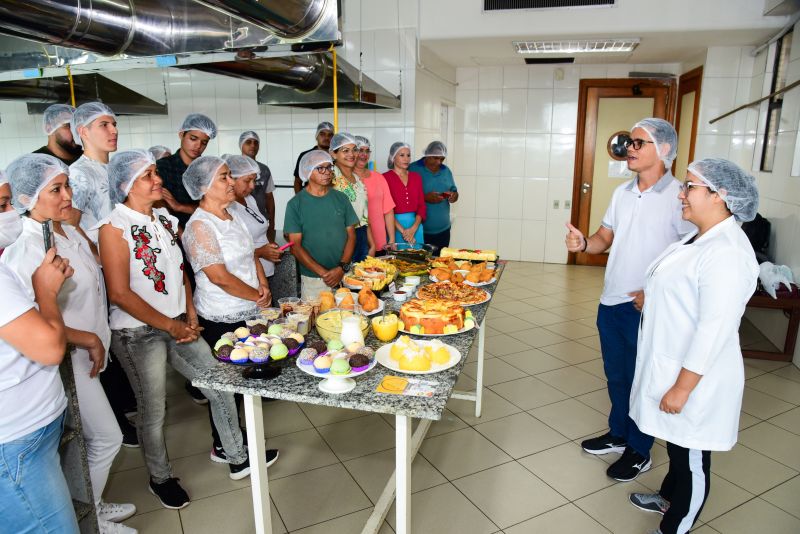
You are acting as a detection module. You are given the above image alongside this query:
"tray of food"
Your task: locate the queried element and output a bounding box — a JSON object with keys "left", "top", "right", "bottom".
{"left": 416, "top": 281, "right": 491, "bottom": 306}
{"left": 439, "top": 247, "right": 498, "bottom": 262}
{"left": 386, "top": 257, "right": 431, "bottom": 277}
{"left": 375, "top": 336, "right": 461, "bottom": 374}
{"left": 343, "top": 256, "right": 398, "bottom": 291}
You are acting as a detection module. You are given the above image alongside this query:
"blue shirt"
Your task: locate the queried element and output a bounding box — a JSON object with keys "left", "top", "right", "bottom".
{"left": 409, "top": 159, "right": 457, "bottom": 234}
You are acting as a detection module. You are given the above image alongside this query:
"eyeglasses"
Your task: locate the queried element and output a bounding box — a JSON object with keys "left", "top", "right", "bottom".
{"left": 314, "top": 165, "right": 333, "bottom": 174}
{"left": 681, "top": 181, "right": 715, "bottom": 195}
{"left": 358, "top": 148, "right": 371, "bottom": 154}
{"left": 623, "top": 138, "right": 655, "bottom": 150}
{"left": 244, "top": 205, "right": 265, "bottom": 224}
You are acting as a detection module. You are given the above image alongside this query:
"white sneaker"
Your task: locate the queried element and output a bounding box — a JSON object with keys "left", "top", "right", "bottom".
{"left": 98, "top": 517, "right": 138, "bottom": 534}
{"left": 97, "top": 501, "right": 136, "bottom": 522}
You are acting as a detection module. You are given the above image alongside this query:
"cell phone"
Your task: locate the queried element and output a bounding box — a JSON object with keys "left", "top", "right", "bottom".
{"left": 278, "top": 241, "right": 294, "bottom": 252}
{"left": 42, "top": 219, "right": 53, "bottom": 252}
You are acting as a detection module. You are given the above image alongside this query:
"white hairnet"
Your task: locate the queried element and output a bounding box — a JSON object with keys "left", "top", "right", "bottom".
{"left": 238, "top": 130, "right": 259, "bottom": 149}
{"left": 0, "top": 169, "right": 6, "bottom": 186}
{"left": 423, "top": 141, "right": 447, "bottom": 158}
{"left": 179, "top": 113, "right": 217, "bottom": 139}
{"left": 5, "top": 154, "right": 69, "bottom": 213}
{"left": 316, "top": 121, "right": 334, "bottom": 137}
{"left": 298, "top": 150, "right": 333, "bottom": 182}
{"left": 687, "top": 158, "right": 759, "bottom": 222}
{"left": 148, "top": 145, "right": 171, "bottom": 160}
{"left": 222, "top": 154, "right": 260, "bottom": 179}
{"left": 632, "top": 118, "right": 678, "bottom": 167}
{"left": 355, "top": 135, "right": 371, "bottom": 150}
{"left": 182, "top": 156, "right": 227, "bottom": 200}
{"left": 109, "top": 149, "right": 156, "bottom": 205}
{"left": 330, "top": 132, "right": 357, "bottom": 152}
{"left": 387, "top": 141, "right": 411, "bottom": 169}
{"left": 42, "top": 104, "right": 76, "bottom": 136}
{"left": 71, "top": 102, "right": 116, "bottom": 147}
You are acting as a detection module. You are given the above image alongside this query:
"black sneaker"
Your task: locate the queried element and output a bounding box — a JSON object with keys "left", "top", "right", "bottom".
{"left": 210, "top": 445, "right": 229, "bottom": 464}
{"left": 148, "top": 477, "right": 190, "bottom": 510}
{"left": 581, "top": 432, "right": 626, "bottom": 455}
{"left": 185, "top": 381, "right": 208, "bottom": 405}
{"left": 229, "top": 449, "right": 280, "bottom": 481}
{"left": 629, "top": 492, "right": 670, "bottom": 515}
{"left": 121, "top": 427, "right": 139, "bottom": 448}
{"left": 607, "top": 447, "right": 652, "bottom": 482}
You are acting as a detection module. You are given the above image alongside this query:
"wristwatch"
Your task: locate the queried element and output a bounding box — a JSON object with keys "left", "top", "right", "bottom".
{"left": 338, "top": 261, "right": 351, "bottom": 272}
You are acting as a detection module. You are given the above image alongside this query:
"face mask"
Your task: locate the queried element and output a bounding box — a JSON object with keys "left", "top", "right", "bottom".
{"left": 0, "top": 210, "right": 23, "bottom": 248}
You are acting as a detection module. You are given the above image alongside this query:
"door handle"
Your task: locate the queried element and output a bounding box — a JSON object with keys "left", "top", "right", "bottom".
{"left": 582, "top": 182, "right": 591, "bottom": 194}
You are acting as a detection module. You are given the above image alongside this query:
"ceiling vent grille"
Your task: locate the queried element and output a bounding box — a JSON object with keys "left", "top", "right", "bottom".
{"left": 484, "top": 0, "right": 615, "bottom": 10}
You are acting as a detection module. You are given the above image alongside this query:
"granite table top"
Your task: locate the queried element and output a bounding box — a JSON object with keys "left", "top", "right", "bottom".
{"left": 193, "top": 261, "right": 506, "bottom": 421}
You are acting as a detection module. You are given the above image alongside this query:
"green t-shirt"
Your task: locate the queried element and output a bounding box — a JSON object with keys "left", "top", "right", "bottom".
{"left": 283, "top": 189, "right": 359, "bottom": 277}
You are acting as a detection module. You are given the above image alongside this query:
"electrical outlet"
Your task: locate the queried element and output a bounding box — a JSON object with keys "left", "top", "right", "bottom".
{"left": 553, "top": 200, "right": 560, "bottom": 209}
{"left": 564, "top": 200, "right": 571, "bottom": 209}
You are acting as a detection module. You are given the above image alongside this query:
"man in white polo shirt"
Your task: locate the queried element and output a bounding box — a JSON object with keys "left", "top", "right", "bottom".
{"left": 565, "top": 118, "right": 694, "bottom": 482}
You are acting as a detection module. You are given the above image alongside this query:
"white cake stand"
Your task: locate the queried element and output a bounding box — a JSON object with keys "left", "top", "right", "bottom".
{"left": 296, "top": 357, "right": 377, "bottom": 394}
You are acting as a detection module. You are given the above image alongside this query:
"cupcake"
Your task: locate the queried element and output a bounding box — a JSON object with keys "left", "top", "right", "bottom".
{"left": 221, "top": 331, "right": 238, "bottom": 343}
{"left": 249, "top": 347, "right": 269, "bottom": 364}
{"left": 349, "top": 353, "right": 370, "bottom": 372}
{"left": 234, "top": 326, "right": 250, "bottom": 340}
{"left": 298, "top": 348, "right": 318, "bottom": 365}
{"left": 216, "top": 345, "right": 234, "bottom": 360}
{"left": 309, "top": 340, "right": 328, "bottom": 354}
{"left": 327, "top": 339, "right": 344, "bottom": 352}
{"left": 287, "top": 332, "right": 305, "bottom": 345}
{"left": 345, "top": 341, "right": 364, "bottom": 354}
{"left": 313, "top": 355, "right": 332, "bottom": 374}
{"left": 330, "top": 359, "right": 351, "bottom": 376}
{"left": 270, "top": 343, "right": 289, "bottom": 361}
{"left": 250, "top": 323, "right": 269, "bottom": 336}
{"left": 267, "top": 324, "right": 283, "bottom": 336}
{"left": 214, "top": 338, "right": 233, "bottom": 352}
{"left": 283, "top": 338, "right": 299, "bottom": 351}
{"left": 229, "top": 347, "right": 249, "bottom": 363}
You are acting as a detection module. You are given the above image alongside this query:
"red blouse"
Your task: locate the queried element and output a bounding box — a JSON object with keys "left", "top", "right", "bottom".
{"left": 383, "top": 170, "right": 427, "bottom": 221}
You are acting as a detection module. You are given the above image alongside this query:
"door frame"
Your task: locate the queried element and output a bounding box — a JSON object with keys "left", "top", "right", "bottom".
{"left": 673, "top": 66, "right": 703, "bottom": 176}
{"left": 568, "top": 78, "right": 677, "bottom": 266}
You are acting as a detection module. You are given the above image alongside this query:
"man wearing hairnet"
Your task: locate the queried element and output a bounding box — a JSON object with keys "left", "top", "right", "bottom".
{"left": 409, "top": 141, "right": 458, "bottom": 249}
{"left": 68, "top": 102, "right": 118, "bottom": 244}
{"left": 293, "top": 121, "right": 334, "bottom": 193}
{"left": 564, "top": 118, "right": 695, "bottom": 483}
{"left": 239, "top": 131, "right": 276, "bottom": 242}
{"left": 156, "top": 113, "right": 217, "bottom": 228}
{"left": 33, "top": 104, "right": 83, "bottom": 165}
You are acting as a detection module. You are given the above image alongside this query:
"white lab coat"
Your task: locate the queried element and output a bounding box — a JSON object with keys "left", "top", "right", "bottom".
{"left": 629, "top": 216, "right": 758, "bottom": 451}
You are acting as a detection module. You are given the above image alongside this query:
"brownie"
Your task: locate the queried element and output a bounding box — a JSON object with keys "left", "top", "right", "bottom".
{"left": 309, "top": 340, "right": 328, "bottom": 354}
{"left": 283, "top": 338, "right": 299, "bottom": 350}
{"left": 349, "top": 353, "right": 370, "bottom": 369}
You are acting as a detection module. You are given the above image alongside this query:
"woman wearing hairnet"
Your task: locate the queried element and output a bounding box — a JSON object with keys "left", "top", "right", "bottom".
{"left": 354, "top": 136, "right": 396, "bottom": 252}
{"left": 627, "top": 159, "right": 760, "bottom": 534}
{"left": 383, "top": 142, "right": 426, "bottom": 248}
{"left": 409, "top": 141, "right": 458, "bottom": 249}
{"left": 330, "top": 132, "right": 374, "bottom": 261}
{"left": 1, "top": 154, "right": 138, "bottom": 532}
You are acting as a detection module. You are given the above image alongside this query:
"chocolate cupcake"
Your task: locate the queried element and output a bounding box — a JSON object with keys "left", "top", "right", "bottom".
{"left": 309, "top": 340, "right": 328, "bottom": 354}
{"left": 283, "top": 338, "right": 300, "bottom": 351}
{"left": 349, "top": 353, "right": 370, "bottom": 372}
{"left": 216, "top": 345, "right": 234, "bottom": 360}
{"left": 249, "top": 323, "right": 269, "bottom": 336}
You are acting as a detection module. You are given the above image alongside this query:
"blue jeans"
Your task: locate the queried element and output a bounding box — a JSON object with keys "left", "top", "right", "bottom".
{"left": 597, "top": 302, "right": 654, "bottom": 457}
{"left": 111, "top": 323, "right": 247, "bottom": 483}
{"left": 0, "top": 412, "right": 79, "bottom": 533}
{"left": 353, "top": 225, "right": 370, "bottom": 262}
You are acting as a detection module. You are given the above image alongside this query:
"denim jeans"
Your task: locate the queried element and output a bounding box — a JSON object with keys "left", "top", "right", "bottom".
{"left": 111, "top": 323, "right": 247, "bottom": 483}
{"left": 0, "top": 412, "right": 79, "bottom": 533}
{"left": 597, "top": 302, "right": 654, "bottom": 457}
{"left": 353, "top": 225, "right": 369, "bottom": 262}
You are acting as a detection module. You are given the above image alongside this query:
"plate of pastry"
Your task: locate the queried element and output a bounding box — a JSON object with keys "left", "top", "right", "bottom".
{"left": 416, "top": 281, "right": 491, "bottom": 306}
{"left": 375, "top": 336, "right": 461, "bottom": 374}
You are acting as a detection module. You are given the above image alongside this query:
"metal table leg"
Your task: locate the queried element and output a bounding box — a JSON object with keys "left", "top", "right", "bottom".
{"left": 243, "top": 394, "right": 272, "bottom": 534}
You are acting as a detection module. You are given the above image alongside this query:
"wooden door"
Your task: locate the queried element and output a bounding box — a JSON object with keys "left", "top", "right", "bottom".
{"left": 673, "top": 67, "right": 703, "bottom": 181}
{"left": 569, "top": 79, "right": 677, "bottom": 266}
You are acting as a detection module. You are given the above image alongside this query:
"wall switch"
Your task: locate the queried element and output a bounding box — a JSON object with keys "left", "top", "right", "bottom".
{"left": 553, "top": 200, "right": 560, "bottom": 209}
{"left": 564, "top": 200, "right": 571, "bottom": 209}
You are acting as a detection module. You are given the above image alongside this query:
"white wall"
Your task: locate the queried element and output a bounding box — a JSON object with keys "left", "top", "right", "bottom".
{"left": 414, "top": 46, "right": 457, "bottom": 157}
{"left": 449, "top": 62, "right": 679, "bottom": 263}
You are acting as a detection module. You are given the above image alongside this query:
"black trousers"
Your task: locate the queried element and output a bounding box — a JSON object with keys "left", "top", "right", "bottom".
{"left": 659, "top": 442, "right": 711, "bottom": 534}
{"left": 99, "top": 352, "right": 138, "bottom": 434}
{"left": 423, "top": 227, "right": 451, "bottom": 251}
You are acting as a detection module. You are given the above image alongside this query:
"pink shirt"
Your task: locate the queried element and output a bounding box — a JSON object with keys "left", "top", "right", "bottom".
{"left": 383, "top": 170, "right": 427, "bottom": 222}
{"left": 362, "top": 171, "right": 396, "bottom": 250}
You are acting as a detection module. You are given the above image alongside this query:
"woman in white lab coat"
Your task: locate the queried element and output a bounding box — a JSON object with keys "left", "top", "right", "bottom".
{"left": 627, "top": 158, "right": 760, "bottom": 534}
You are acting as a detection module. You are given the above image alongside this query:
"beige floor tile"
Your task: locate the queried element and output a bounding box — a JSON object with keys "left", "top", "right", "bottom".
{"left": 164, "top": 392, "right": 209, "bottom": 426}
{"left": 500, "top": 349, "right": 571, "bottom": 375}
{"left": 575, "top": 358, "right": 607, "bottom": 380}
{"left": 576, "top": 334, "right": 602, "bottom": 351}
{"left": 498, "top": 287, "right": 541, "bottom": 300}
{"left": 744, "top": 359, "right": 792, "bottom": 372}
{"left": 518, "top": 442, "right": 616, "bottom": 500}
{"left": 110, "top": 443, "right": 145, "bottom": 474}
{"left": 516, "top": 309, "right": 569, "bottom": 327}
{"left": 487, "top": 291, "right": 517, "bottom": 304}
{"left": 164, "top": 416, "right": 213, "bottom": 460}
{"left": 447, "top": 388, "right": 522, "bottom": 425}
{"left": 486, "top": 315, "right": 537, "bottom": 334}
{"left": 455, "top": 372, "right": 478, "bottom": 391}
{"left": 575, "top": 481, "right": 661, "bottom": 534}
{"left": 343, "top": 448, "right": 447, "bottom": 503}
{"left": 262, "top": 428, "right": 339, "bottom": 480}
{"left": 635, "top": 461, "right": 668, "bottom": 492}
{"left": 105, "top": 466, "right": 170, "bottom": 515}
{"left": 744, "top": 363, "right": 770, "bottom": 380}
{"left": 164, "top": 370, "right": 185, "bottom": 397}
{"left": 168, "top": 451, "right": 250, "bottom": 500}
{"left": 771, "top": 364, "right": 800, "bottom": 384}
{"left": 521, "top": 295, "right": 565, "bottom": 309}
{"left": 422, "top": 408, "right": 470, "bottom": 438}
{"left": 541, "top": 321, "right": 597, "bottom": 340}
{"left": 270, "top": 463, "right": 371, "bottom": 531}
{"left": 709, "top": 498, "right": 800, "bottom": 534}
{"left": 385, "top": 482, "right": 498, "bottom": 533}
{"left": 711, "top": 444, "right": 798, "bottom": 494}
{"left": 534, "top": 366, "right": 607, "bottom": 396}
{"left": 489, "top": 376, "right": 569, "bottom": 410}
{"left": 539, "top": 340, "right": 601, "bottom": 365}
{"left": 261, "top": 400, "right": 314, "bottom": 438}
{"left": 491, "top": 300, "right": 540, "bottom": 316}
{"left": 462, "top": 358, "right": 528, "bottom": 386}
{"left": 420, "top": 427, "right": 512, "bottom": 480}
{"left": 179, "top": 487, "right": 287, "bottom": 534}
{"left": 509, "top": 327, "right": 570, "bottom": 348}
{"left": 317, "top": 414, "right": 395, "bottom": 462}
{"left": 691, "top": 526, "right": 722, "bottom": 533}
{"left": 484, "top": 335, "right": 532, "bottom": 356}
{"left": 549, "top": 304, "right": 597, "bottom": 321}
{"left": 697, "top": 474, "right": 756, "bottom": 523}
{"left": 529, "top": 399, "right": 607, "bottom": 440}
{"left": 298, "top": 404, "right": 370, "bottom": 427}
{"left": 467, "top": 344, "right": 497, "bottom": 363}
{"left": 740, "top": 387, "right": 795, "bottom": 419}
{"left": 738, "top": 411, "right": 762, "bottom": 431}
{"left": 746, "top": 373, "right": 800, "bottom": 405}
{"left": 505, "top": 503, "right": 611, "bottom": 533}
{"left": 485, "top": 307, "right": 510, "bottom": 320}
{"left": 575, "top": 389, "right": 612, "bottom": 415}
{"left": 769, "top": 406, "right": 800, "bottom": 435}
{"left": 474, "top": 412, "right": 569, "bottom": 458}
{"left": 761, "top": 474, "right": 800, "bottom": 518}
{"left": 738, "top": 422, "right": 800, "bottom": 470}
{"left": 292, "top": 508, "right": 393, "bottom": 534}
{"left": 126, "top": 509, "right": 182, "bottom": 534}
{"left": 454, "top": 462, "right": 567, "bottom": 529}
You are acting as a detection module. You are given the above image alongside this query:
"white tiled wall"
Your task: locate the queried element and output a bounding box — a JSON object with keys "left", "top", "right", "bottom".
{"left": 449, "top": 63, "right": 679, "bottom": 263}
